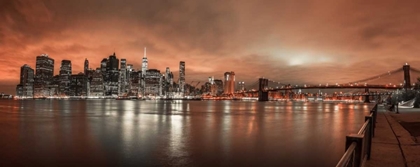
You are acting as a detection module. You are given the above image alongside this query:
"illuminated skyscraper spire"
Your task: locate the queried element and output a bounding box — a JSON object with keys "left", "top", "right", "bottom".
{"left": 142, "top": 47, "right": 148, "bottom": 74}
{"left": 141, "top": 47, "right": 148, "bottom": 97}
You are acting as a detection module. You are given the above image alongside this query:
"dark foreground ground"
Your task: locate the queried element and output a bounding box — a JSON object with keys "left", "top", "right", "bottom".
{"left": 366, "top": 106, "right": 420, "bottom": 167}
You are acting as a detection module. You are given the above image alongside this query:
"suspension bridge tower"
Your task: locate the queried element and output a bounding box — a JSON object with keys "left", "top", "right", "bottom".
{"left": 403, "top": 63, "right": 411, "bottom": 90}
{"left": 258, "top": 78, "right": 269, "bottom": 101}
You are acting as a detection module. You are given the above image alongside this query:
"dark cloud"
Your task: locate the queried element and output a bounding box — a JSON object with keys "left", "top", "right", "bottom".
{"left": 1, "top": 0, "right": 420, "bottom": 95}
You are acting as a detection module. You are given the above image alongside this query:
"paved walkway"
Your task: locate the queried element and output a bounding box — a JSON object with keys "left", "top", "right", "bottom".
{"left": 366, "top": 105, "right": 420, "bottom": 167}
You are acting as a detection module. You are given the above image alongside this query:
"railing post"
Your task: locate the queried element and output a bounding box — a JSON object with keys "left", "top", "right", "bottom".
{"left": 365, "top": 116, "right": 373, "bottom": 160}
{"left": 346, "top": 134, "right": 364, "bottom": 167}
{"left": 370, "top": 104, "right": 377, "bottom": 137}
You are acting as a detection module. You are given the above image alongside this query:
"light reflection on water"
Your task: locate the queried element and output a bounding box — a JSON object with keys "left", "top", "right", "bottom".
{"left": 0, "top": 100, "right": 372, "bottom": 166}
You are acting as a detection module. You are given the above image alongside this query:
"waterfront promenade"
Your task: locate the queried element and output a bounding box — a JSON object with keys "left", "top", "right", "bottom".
{"left": 366, "top": 105, "right": 420, "bottom": 167}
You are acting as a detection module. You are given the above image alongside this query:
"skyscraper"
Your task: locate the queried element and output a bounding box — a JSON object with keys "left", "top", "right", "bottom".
{"left": 142, "top": 47, "right": 148, "bottom": 77}
{"left": 84, "top": 58, "right": 89, "bottom": 75}
{"left": 16, "top": 64, "right": 34, "bottom": 98}
{"left": 34, "top": 54, "right": 54, "bottom": 97}
{"left": 141, "top": 47, "right": 148, "bottom": 96}
{"left": 107, "top": 53, "right": 119, "bottom": 96}
{"left": 238, "top": 81, "right": 245, "bottom": 91}
{"left": 101, "top": 58, "right": 108, "bottom": 83}
{"left": 214, "top": 79, "right": 224, "bottom": 96}
{"left": 224, "top": 71, "right": 235, "bottom": 95}
{"left": 119, "top": 58, "right": 127, "bottom": 95}
{"left": 89, "top": 68, "right": 104, "bottom": 97}
{"left": 179, "top": 61, "right": 185, "bottom": 94}
{"left": 59, "top": 60, "right": 72, "bottom": 95}
{"left": 144, "top": 69, "right": 162, "bottom": 96}
{"left": 70, "top": 73, "right": 87, "bottom": 96}
{"left": 84, "top": 58, "right": 90, "bottom": 96}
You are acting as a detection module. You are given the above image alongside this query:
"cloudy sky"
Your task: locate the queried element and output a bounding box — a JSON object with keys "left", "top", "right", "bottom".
{"left": 1, "top": 0, "right": 420, "bottom": 94}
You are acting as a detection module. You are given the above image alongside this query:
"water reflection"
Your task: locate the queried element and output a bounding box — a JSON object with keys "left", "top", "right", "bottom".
{"left": 0, "top": 100, "right": 372, "bottom": 166}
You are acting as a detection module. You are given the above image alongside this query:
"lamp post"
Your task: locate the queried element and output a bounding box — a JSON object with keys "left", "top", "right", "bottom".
{"left": 396, "top": 96, "right": 400, "bottom": 114}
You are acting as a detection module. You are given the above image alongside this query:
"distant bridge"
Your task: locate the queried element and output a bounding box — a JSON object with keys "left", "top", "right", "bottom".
{"left": 244, "top": 64, "right": 419, "bottom": 102}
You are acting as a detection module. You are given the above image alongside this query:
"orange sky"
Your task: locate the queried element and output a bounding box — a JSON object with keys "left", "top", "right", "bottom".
{"left": 1, "top": 0, "right": 420, "bottom": 94}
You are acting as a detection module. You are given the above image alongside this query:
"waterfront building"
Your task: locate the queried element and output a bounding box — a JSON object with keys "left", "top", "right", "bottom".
{"left": 119, "top": 59, "right": 128, "bottom": 95}
{"left": 84, "top": 59, "right": 90, "bottom": 96}
{"left": 213, "top": 79, "right": 224, "bottom": 96}
{"left": 59, "top": 60, "right": 72, "bottom": 96}
{"left": 238, "top": 81, "right": 245, "bottom": 91}
{"left": 144, "top": 69, "right": 162, "bottom": 96}
{"left": 126, "top": 64, "right": 134, "bottom": 94}
{"left": 129, "top": 70, "right": 140, "bottom": 96}
{"left": 70, "top": 73, "right": 87, "bottom": 96}
{"left": 165, "top": 67, "right": 174, "bottom": 84}
{"left": 16, "top": 64, "right": 34, "bottom": 98}
{"left": 223, "top": 71, "right": 235, "bottom": 95}
{"left": 106, "top": 53, "right": 119, "bottom": 96}
{"left": 89, "top": 68, "right": 104, "bottom": 97}
{"left": 34, "top": 54, "right": 54, "bottom": 97}
{"left": 201, "top": 82, "right": 211, "bottom": 95}
{"left": 100, "top": 58, "right": 108, "bottom": 81}
{"left": 179, "top": 61, "right": 185, "bottom": 94}
{"left": 126, "top": 64, "right": 133, "bottom": 82}
{"left": 141, "top": 47, "right": 148, "bottom": 96}
{"left": 84, "top": 58, "right": 89, "bottom": 76}
{"left": 163, "top": 67, "right": 174, "bottom": 96}
{"left": 141, "top": 47, "right": 148, "bottom": 77}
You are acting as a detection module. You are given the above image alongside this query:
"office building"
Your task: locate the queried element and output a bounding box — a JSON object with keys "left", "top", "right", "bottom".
{"left": 89, "top": 68, "right": 104, "bottom": 97}
{"left": 144, "top": 69, "right": 162, "bottom": 96}
{"left": 59, "top": 60, "right": 72, "bottom": 96}
{"left": 119, "top": 59, "right": 127, "bottom": 95}
{"left": 179, "top": 61, "right": 185, "bottom": 94}
{"left": 34, "top": 54, "right": 54, "bottom": 97}
{"left": 106, "top": 53, "right": 119, "bottom": 96}
{"left": 70, "top": 73, "right": 87, "bottom": 96}
{"left": 16, "top": 64, "right": 34, "bottom": 98}
{"left": 238, "top": 81, "right": 245, "bottom": 91}
{"left": 224, "top": 71, "right": 235, "bottom": 94}
{"left": 214, "top": 79, "right": 224, "bottom": 96}
{"left": 129, "top": 70, "right": 141, "bottom": 96}
{"left": 84, "top": 58, "right": 89, "bottom": 76}
{"left": 141, "top": 47, "right": 148, "bottom": 96}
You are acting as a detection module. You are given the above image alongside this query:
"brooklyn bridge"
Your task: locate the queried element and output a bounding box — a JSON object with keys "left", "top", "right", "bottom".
{"left": 241, "top": 63, "right": 420, "bottom": 102}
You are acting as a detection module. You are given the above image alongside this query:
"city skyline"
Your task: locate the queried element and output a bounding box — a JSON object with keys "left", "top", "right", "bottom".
{"left": 1, "top": 0, "right": 420, "bottom": 94}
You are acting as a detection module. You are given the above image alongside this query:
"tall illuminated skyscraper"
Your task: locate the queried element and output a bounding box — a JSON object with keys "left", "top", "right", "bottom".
{"left": 141, "top": 47, "right": 148, "bottom": 96}
{"left": 179, "top": 61, "right": 185, "bottom": 94}
{"left": 34, "top": 54, "right": 54, "bottom": 97}
{"left": 224, "top": 71, "right": 235, "bottom": 95}
{"left": 59, "top": 60, "right": 72, "bottom": 95}
{"left": 119, "top": 58, "right": 127, "bottom": 95}
{"left": 142, "top": 47, "right": 148, "bottom": 77}
{"left": 16, "top": 64, "right": 34, "bottom": 97}
{"left": 107, "top": 53, "right": 119, "bottom": 96}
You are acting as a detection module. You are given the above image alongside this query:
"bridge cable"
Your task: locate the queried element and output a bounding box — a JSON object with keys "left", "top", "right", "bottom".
{"left": 346, "top": 68, "right": 403, "bottom": 84}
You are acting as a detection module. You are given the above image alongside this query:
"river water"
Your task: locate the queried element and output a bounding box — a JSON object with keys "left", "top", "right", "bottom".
{"left": 0, "top": 100, "right": 372, "bottom": 166}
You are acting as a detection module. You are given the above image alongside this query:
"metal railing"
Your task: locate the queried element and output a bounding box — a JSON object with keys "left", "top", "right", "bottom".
{"left": 336, "top": 104, "right": 378, "bottom": 167}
